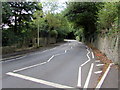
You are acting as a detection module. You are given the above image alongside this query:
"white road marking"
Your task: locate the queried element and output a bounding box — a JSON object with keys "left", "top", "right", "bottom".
{"left": 81, "top": 60, "right": 90, "bottom": 67}
{"left": 94, "top": 71, "right": 102, "bottom": 74}
{"left": 77, "top": 67, "right": 82, "bottom": 87}
{"left": 13, "top": 55, "right": 55, "bottom": 72}
{"left": 2, "top": 55, "right": 27, "bottom": 63}
{"left": 91, "top": 52, "right": 94, "bottom": 59}
{"left": 54, "top": 53, "right": 61, "bottom": 56}
{"left": 13, "top": 61, "right": 47, "bottom": 72}
{"left": 71, "top": 47, "right": 72, "bottom": 49}
{"left": 95, "top": 60, "right": 100, "bottom": 63}
{"left": 6, "top": 72, "right": 73, "bottom": 88}
{"left": 13, "top": 49, "right": 68, "bottom": 72}
{"left": 81, "top": 49, "right": 90, "bottom": 67}
{"left": 96, "top": 64, "right": 104, "bottom": 67}
{"left": 47, "top": 55, "right": 54, "bottom": 62}
{"left": 84, "top": 63, "right": 94, "bottom": 88}
{"left": 95, "top": 63, "right": 113, "bottom": 88}
{"left": 65, "top": 50, "right": 67, "bottom": 53}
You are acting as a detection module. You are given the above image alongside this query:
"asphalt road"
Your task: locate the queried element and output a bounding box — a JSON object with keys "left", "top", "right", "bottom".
{"left": 1, "top": 40, "right": 102, "bottom": 89}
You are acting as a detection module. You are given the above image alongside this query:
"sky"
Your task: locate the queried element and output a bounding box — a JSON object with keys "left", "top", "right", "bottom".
{"left": 41, "top": 1, "right": 67, "bottom": 14}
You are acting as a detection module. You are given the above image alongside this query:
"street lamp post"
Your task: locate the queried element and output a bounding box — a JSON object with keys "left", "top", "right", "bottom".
{"left": 37, "top": 22, "right": 40, "bottom": 47}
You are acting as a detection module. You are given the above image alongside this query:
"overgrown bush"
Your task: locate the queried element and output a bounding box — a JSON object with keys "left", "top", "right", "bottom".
{"left": 49, "top": 30, "right": 58, "bottom": 38}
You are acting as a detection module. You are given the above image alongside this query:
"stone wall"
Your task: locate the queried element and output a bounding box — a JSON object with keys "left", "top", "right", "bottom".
{"left": 92, "top": 34, "right": 119, "bottom": 63}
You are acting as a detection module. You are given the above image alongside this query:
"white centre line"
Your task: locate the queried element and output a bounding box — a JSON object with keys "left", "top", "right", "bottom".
{"left": 84, "top": 63, "right": 94, "bottom": 88}
{"left": 6, "top": 72, "right": 73, "bottom": 88}
{"left": 65, "top": 50, "right": 67, "bottom": 53}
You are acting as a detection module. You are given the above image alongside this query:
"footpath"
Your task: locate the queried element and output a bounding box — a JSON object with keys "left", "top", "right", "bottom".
{"left": 88, "top": 43, "right": 119, "bottom": 89}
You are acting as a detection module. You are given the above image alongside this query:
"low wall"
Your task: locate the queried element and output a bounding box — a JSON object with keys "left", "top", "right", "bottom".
{"left": 2, "top": 37, "right": 57, "bottom": 55}
{"left": 92, "top": 34, "right": 119, "bottom": 63}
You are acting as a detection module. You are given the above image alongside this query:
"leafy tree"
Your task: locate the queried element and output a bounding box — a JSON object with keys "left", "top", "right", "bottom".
{"left": 65, "top": 2, "right": 102, "bottom": 41}
{"left": 2, "top": 2, "right": 42, "bottom": 34}
{"left": 2, "top": 2, "right": 43, "bottom": 46}
{"left": 97, "top": 2, "right": 118, "bottom": 31}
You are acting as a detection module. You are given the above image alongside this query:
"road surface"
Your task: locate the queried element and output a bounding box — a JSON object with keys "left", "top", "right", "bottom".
{"left": 1, "top": 40, "right": 102, "bottom": 89}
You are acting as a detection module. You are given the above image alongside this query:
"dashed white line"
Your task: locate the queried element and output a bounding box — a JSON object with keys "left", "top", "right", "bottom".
{"left": 77, "top": 67, "right": 82, "bottom": 87}
{"left": 6, "top": 72, "right": 73, "bottom": 88}
{"left": 65, "top": 50, "right": 67, "bottom": 53}
{"left": 84, "top": 63, "right": 94, "bottom": 88}
{"left": 96, "top": 63, "right": 113, "bottom": 88}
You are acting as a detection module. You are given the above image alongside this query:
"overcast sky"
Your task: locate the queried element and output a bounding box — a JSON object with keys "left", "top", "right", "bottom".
{"left": 41, "top": 1, "right": 67, "bottom": 14}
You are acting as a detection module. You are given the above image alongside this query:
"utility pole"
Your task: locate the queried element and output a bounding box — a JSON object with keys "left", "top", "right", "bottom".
{"left": 37, "top": 23, "right": 40, "bottom": 47}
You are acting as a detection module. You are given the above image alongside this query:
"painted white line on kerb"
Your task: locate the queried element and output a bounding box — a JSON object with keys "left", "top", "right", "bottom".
{"left": 84, "top": 63, "right": 94, "bottom": 88}
{"left": 81, "top": 49, "right": 90, "bottom": 67}
{"left": 94, "top": 71, "right": 102, "bottom": 74}
{"left": 91, "top": 52, "right": 94, "bottom": 59}
{"left": 6, "top": 72, "right": 73, "bottom": 88}
{"left": 77, "top": 67, "right": 82, "bottom": 87}
{"left": 96, "top": 63, "right": 113, "bottom": 88}
{"left": 96, "top": 64, "right": 104, "bottom": 67}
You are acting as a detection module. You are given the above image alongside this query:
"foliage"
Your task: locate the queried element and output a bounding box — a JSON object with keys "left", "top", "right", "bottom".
{"left": 97, "top": 2, "right": 118, "bottom": 30}
{"left": 49, "top": 30, "right": 58, "bottom": 37}
{"left": 2, "top": 29, "right": 16, "bottom": 46}
{"left": 2, "top": 2, "right": 42, "bottom": 34}
{"left": 65, "top": 2, "right": 102, "bottom": 40}
{"left": 2, "top": 2, "right": 42, "bottom": 46}
{"left": 74, "top": 27, "right": 84, "bottom": 41}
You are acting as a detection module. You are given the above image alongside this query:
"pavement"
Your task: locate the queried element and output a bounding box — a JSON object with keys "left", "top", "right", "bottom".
{"left": 100, "top": 65, "right": 119, "bottom": 89}
{"left": 1, "top": 40, "right": 119, "bottom": 89}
